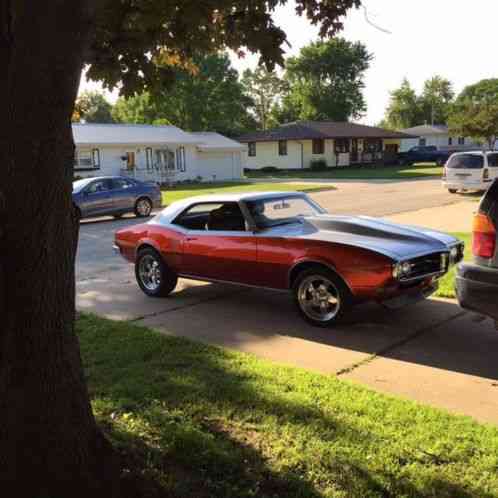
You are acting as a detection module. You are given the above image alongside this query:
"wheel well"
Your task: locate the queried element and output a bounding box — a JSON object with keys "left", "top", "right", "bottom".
{"left": 136, "top": 243, "right": 158, "bottom": 256}
{"left": 289, "top": 261, "right": 352, "bottom": 294}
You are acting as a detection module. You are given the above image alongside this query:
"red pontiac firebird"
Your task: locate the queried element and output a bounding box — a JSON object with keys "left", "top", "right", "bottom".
{"left": 114, "top": 192, "right": 464, "bottom": 327}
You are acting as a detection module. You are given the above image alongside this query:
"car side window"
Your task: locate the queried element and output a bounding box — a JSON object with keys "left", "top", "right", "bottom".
{"left": 173, "top": 202, "right": 247, "bottom": 232}
{"left": 86, "top": 180, "right": 110, "bottom": 194}
{"left": 112, "top": 178, "right": 134, "bottom": 190}
{"left": 487, "top": 154, "right": 498, "bottom": 167}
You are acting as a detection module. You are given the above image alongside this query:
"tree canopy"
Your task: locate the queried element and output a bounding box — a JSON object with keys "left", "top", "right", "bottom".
{"left": 275, "top": 38, "right": 371, "bottom": 122}
{"left": 383, "top": 76, "right": 454, "bottom": 129}
{"left": 113, "top": 53, "right": 256, "bottom": 136}
{"left": 449, "top": 79, "right": 498, "bottom": 147}
{"left": 73, "top": 90, "right": 114, "bottom": 123}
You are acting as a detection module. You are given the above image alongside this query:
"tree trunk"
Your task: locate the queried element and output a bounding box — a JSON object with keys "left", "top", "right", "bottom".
{"left": 0, "top": 1, "right": 119, "bottom": 496}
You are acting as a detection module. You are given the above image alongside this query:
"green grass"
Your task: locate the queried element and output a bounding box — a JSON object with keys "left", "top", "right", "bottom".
{"left": 435, "top": 233, "right": 472, "bottom": 299}
{"left": 246, "top": 164, "right": 443, "bottom": 180}
{"left": 79, "top": 313, "right": 498, "bottom": 497}
{"left": 161, "top": 182, "right": 335, "bottom": 205}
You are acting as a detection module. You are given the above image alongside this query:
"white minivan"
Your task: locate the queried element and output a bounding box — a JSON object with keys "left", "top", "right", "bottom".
{"left": 443, "top": 151, "right": 498, "bottom": 193}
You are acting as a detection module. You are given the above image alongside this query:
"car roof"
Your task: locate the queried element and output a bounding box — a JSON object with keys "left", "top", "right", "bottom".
{"left": 450, "top": 150, "right": 492, "bottom": 157}
{"left": 169, "top": 191, "right": 305, "bottom": 205}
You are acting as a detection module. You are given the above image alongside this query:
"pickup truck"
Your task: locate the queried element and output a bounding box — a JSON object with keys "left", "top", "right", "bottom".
{"left": 398, "top": 146, "right": 452, "bottom": 166}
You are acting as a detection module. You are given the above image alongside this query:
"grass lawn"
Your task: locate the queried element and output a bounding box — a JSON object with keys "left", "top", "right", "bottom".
{"left": 79, "top": 313, "right": 498, "bottom": 498}
{"left": 161, "top": 182, "right": 335, "bottom": 205}
{"left": 435, "top": 232, "right": 472, "bottom": 299}
{"left": 246, "top": 163, "right": 443, "bottom": 181}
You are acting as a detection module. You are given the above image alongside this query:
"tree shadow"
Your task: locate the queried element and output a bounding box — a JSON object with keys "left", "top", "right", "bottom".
{"left": 79, "top": 315, "right": 497, "bottom": 498}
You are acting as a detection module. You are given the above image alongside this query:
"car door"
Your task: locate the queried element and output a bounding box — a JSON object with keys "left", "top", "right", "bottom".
{"left": 111, "top": 178, "right": 138, "bottom": 213}
{"left": 81, "top": 179, "right": 114, "bottom": 217}
{"left": 174, "top": 202, "right": 259, "bottom": 285}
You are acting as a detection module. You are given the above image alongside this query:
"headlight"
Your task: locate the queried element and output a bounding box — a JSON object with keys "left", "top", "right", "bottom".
{"left": 393, "top": 261, "right": 412, "bottom": 280}
{"left": 450, "top": 247, "right": 458, "bottom": 260}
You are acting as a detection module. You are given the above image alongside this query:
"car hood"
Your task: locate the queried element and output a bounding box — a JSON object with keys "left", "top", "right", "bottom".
{"left": 273, "top": 215, "right": 459, "bottom": 261}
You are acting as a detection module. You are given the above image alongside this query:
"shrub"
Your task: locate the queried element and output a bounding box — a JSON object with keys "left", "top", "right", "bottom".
{"left": 261, "top": 166, "right": 279, "bottom": 173}
{"left": 310, "top": 159, "right": 328, "bottom": 171}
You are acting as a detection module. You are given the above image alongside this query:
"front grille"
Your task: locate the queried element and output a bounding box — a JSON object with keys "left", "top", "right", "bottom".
{"left": 402, "top": 253, "right": 447, "bottom": 281}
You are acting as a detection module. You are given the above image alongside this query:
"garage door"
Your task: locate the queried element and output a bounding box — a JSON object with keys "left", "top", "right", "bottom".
{"left": 197, "top": 152, "right": 242, "bottom": 181}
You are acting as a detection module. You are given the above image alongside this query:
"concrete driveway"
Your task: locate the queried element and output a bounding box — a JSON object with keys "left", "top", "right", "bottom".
{"left": 77, "top": 179, "right": 498, "bottom": 424}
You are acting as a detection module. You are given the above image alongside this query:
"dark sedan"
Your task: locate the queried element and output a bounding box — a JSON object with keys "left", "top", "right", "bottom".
{"left": 456, "top": 180, "right": 498, "bottom": 325}
{"left": 73, "top": 176, "right": 162, "bottom": 220}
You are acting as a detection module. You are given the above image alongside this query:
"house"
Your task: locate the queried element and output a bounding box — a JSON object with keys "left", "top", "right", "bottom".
{"left": 72, "top": 123, "right": 247, "bottom": 183}
{"left": 238, "top": 121, "right": 415, "bottom": 170}
{"left": 399, "top": 125, "right": 481, "bottom": 152}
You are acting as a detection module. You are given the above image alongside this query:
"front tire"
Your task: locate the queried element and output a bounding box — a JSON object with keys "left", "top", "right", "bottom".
{"left": 448, "top": 188, "right": 458, "bottom": 194}
{"left": 135, "top": 197, "right": 153, "bottom": 217}
{"left": 135, "top": 248, "right": 178, "bottom": 297}
{"left": 293, "top": 268, "right": 352, "bottom": 327}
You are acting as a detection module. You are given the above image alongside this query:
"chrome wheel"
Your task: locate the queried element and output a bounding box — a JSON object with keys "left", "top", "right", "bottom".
{"left": 136, "top": 198, "right": 152, "bottom": 217}
{"left": 138, "top": 255, "right": 162, "bottom": 291}
{"left": 297, "top": 275, "right": 341, "bottom": 323}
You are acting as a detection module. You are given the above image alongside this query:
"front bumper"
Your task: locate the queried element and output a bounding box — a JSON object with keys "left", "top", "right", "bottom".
{"left": 456, "top": 263, "right": 498, "bottom": 320}
{"left": 381, "top": 280, "right": 439, "bottom": 310}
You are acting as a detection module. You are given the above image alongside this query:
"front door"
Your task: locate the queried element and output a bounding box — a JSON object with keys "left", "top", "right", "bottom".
{"left": 173, "top": 202, "right": 258, "bottom": 284}
{"left": 82, "top": 179, "right": 114, "bottom": 217}
{"left": 351, "top": 139, "right": 359, "bottom": 163}
{"left": 111, "top": 177, "right": 138, "bottom": 212}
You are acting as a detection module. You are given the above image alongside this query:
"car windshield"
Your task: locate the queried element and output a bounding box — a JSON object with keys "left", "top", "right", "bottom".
{"left": 73, "top": 178, "right": 94, "bottom": 192}
{"left": 447, "top": 154, "right": 484, "bottom": 169}
{"left": 246, "top": 196, "right": 324, "bottom": 229}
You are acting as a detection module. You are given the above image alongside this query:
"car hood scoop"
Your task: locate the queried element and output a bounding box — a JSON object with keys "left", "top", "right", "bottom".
{"left": 298, "top": 214, "right": 455, "bottom": 260}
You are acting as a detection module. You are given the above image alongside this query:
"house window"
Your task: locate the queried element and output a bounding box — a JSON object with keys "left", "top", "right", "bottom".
{"left": 363, "top": 139, "right": 383, "bottom": 153}
{"left": 312, "top": 139, "right": 325, "bottom": 155}
{"left": 146, "top": 147, "right": 153, "bottom": 170}
{"left": 176, "top": 146, "right": 186, "bottom": 172}
{"left": 74, "top": 149, "right": 98, "bottom": 170}
{"left": 448, "top": 137, "right": 453, "bottom": 146}
{"left": 385, "top": 144, "right": 399, "bottom": 153}
{"left": 419, "top": 138, "right": 427, "bottom": 146}
{"left": 248, "top": 142, "right": 256, "bottom": 157}
{"left": 278, "top": 140, "right": 287, "bottom": 156}
{"left": 458, "top": 137, "right": 465, "bottom": 145}
{"left": 334, "top": 139, "right": 350, "bottom": 154}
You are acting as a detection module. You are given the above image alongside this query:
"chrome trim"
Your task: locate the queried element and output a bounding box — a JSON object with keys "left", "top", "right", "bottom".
{"left": 177, "top": 273, "right": 290, "bottom": 293}
{"left": 113, "top": 244, "right": 121, "bottom": 254}
{"left": 398, "top": 270, "right": 446, "bottom": 283}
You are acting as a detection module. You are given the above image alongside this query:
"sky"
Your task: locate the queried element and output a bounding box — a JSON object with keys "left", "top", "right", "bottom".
{"left": 80, "top": 0, "right": 498, "bottom": 126}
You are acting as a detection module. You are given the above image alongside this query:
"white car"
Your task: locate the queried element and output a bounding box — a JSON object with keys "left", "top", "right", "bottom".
{"left": 443, "top": 151, "right": 498, "bottom": 193}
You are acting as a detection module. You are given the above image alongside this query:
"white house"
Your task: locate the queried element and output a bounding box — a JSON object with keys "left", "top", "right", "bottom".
{"left": 399, "top": 125, "right": 482, "bottom": 152}
{"left": 239, "top": 121, "right": 415, "bottom": 170}
{"left": 72, "top": 123, "right": 247, "bottom": 183}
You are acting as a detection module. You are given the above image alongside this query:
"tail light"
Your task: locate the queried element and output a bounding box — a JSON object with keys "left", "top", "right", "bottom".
{"left": 473, "top": 213, "right": 496, "bottom": 259}
{"left": 442, "top": 167, "right": 447, "bottom": 180}
{"left": 483, "top": 168, "right": 491, "bottom": 182}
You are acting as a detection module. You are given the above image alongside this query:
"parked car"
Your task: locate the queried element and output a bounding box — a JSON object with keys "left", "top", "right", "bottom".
{"left": 114, "top": 192, "right": 464, "bottom": 327}
{"left": 398, "top": 146, "right": 451, "bottom": 166}
{"left": 73, "top": 176, "right": 162, "bottom": 220}
{"left": 442, "top": 151, "right": 498, "bottom": 194}
{"left": 456, "top": 180, "right": 498, "bottom": 325}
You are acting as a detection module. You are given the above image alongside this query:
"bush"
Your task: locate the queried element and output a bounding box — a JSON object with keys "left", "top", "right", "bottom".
{"left": 261, "top": 166, "right": 279, "bottom": 173}
{"left": 310, "top": 159, "right": 328, "bottom": 171}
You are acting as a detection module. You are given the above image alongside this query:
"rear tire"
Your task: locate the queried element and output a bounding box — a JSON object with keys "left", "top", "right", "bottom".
{"left": 135, "top": 197, "right": 153, "bottom": 217}
{"left": 448, "top": 189, "right": 458, "bottom": 194}
{"left": 135, "top": 247, "right": 178, "bottom": 297}
{"left": 292, "top": 267, "right": 352, "bottom": 328}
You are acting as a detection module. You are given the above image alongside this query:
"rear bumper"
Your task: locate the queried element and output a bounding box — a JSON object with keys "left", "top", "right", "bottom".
{"left": 456, "top": 263, "right": 498, "bottom": 320}
{"left": 443, "top": 180, "right": 490, "bottom": 191}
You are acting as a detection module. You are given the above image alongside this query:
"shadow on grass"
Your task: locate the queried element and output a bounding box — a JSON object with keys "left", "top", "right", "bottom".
{"left": 78, "top": 315, "right": 498, "bottom": 498}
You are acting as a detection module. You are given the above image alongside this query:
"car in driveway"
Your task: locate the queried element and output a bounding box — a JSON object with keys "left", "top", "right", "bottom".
{"left": 442, "top": 151, "right": 498, "bottom": 194}
{"left": 398, "top": 146, "right": 451, "bottom": 166}
{"left": 114, "top": 192, "right": 464, "bottom": 327}
{"left": 456, "top": 180, "right": 498, "bottom": 325}
{"left": 73, "top": 176, "right": 162, "bottom": 220}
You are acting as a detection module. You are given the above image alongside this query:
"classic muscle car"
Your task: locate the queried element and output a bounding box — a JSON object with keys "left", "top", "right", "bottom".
{"left": 114, "top": 192, "right": 465, "bottom": 327}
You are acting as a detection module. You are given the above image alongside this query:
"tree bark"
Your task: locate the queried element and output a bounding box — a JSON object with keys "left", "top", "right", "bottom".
{"left": 0, "top": 1, "right": 119, "bottom": 496}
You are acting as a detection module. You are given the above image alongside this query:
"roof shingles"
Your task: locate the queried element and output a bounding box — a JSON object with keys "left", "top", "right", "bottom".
{"left": 239, "top": 121, "right": 416, "bottom": 142}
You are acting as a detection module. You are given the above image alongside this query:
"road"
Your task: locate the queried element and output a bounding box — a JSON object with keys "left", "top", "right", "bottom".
{"left": 76, "top": 178, "right": 498, "bottom": 424}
